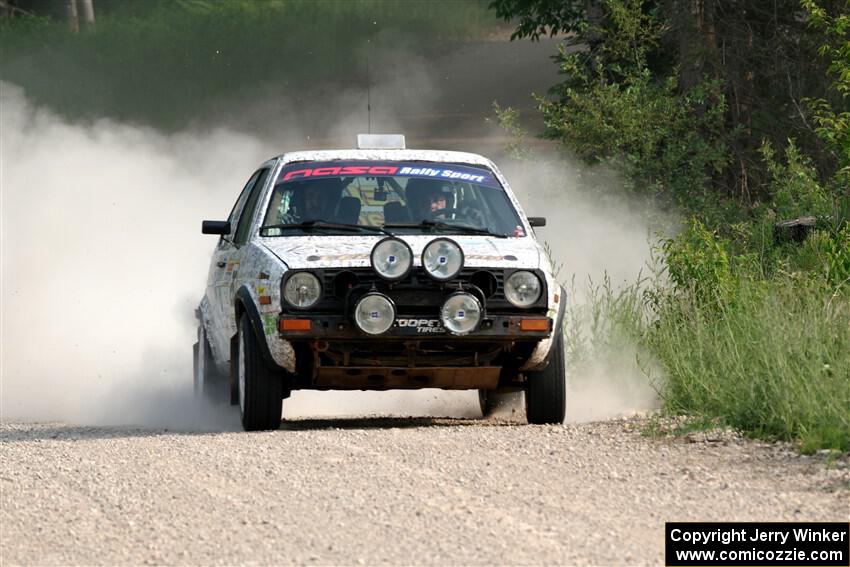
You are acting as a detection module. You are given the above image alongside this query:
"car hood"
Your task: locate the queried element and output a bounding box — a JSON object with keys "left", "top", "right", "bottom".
{"left": 260, "top": 235, "right": 541, "bottom": 270}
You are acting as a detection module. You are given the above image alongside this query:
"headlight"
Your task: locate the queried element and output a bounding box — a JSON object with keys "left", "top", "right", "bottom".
{"left": 283, "top": 272, "right": 322, "bottom": 308}
{"left": 504, "top": 270, "right": 542, "bottom": 307}
{"left": 371, "top": 237, "right": 413, "bottom": 281}
{"left": 422, "top": 238, "right": 463, "bottom": 281}
{"left": 354, "top": 293, "right": 396, "bottom": 335}
{"left": 440, "top": 292, "right": 482, "bottom": 335}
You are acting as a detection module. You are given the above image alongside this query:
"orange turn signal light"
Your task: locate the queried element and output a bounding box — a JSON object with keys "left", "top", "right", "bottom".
{"left": 520, "top": 318, "right": 549, "bottom": 332}
{"left": 279, "top": 319, "right": 311, "bottom": 332}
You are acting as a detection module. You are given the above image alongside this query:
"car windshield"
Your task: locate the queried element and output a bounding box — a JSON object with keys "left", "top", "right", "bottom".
{"left": 260, "top": 161, "right": 526, "bottom": 237}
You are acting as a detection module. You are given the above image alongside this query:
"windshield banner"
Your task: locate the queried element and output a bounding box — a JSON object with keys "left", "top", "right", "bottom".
{"left": 278, "top": 161, "right": 500, "bottom": 188}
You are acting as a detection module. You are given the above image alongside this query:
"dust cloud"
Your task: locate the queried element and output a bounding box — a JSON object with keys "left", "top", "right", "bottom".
{"left": 500, "top": 157, "right": 665, "bottom": 422}
{"left": 1, "top": 82, "right": 266, "bottom": 429}
{"left": 0, "top": 78, "right": 479, "bottom": 430}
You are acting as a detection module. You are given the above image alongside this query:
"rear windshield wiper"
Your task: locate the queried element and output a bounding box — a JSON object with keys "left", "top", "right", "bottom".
{"left": 383, "top": 220, "right": 508, "bottom": 238}
{"left": 260, "top": 221, "right": 392, "bottom": 237}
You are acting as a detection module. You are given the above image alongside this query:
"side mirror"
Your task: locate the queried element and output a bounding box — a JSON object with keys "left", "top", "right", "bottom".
{"left": 528, "top": 217, "right": 546, "bottom": 227}
{"left": 202, "top": 220, "right": 231, "bottom": 235}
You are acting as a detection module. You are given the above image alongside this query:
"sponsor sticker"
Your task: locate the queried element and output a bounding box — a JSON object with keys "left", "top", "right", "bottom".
{"left": 398, "top": 166, "right": 488, "bottom": 184}
{"left": 282, "top": 165, "right": 399, "bottom": 182}
{"left": 396, "top": 318, "right": 446, "bottom": 334}
{"left": 278, "top": 161, "right": 500, "bottom": 188}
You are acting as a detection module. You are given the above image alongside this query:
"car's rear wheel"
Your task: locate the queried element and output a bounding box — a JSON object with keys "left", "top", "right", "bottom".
{"left": 193, "top": 324, "right": 228, "bottom": 403}
{"left": 524, "top": 332, "right": 566, "bottom": 424}
{"left": 237, "top": 313, "right": 283, "bottom": 431}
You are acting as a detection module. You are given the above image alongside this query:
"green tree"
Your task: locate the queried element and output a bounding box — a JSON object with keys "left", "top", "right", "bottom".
{"left": 491, "top": 0, "right": 848, "bottom": 206}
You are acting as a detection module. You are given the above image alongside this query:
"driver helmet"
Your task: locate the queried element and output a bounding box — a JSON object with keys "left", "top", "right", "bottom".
{"left": 302, "top": 178, "right": 342, "bottom": 220}
{"left": 406, "top": 179, "right": 453, "bottom": 220}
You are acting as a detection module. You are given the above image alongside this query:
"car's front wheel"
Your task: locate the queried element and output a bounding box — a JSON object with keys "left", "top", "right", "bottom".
{"left": 193, "top": 324, "right": 228, "bottom": 403}
{"left": 478, "top": 388, "right": 522, "bottom": 418}
{"left": 524, "top": 332, "right": 566, "bottom": 424}
{"left": 237, "top": 313, "right": 283, "bottom": 431}
{"left": 478, "top": 389, "right": 495, "bottom": 417}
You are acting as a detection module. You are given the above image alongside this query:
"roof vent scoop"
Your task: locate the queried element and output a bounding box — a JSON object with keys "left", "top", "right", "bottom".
{"left": 357, "top": 134, "right": 406, "bottom": 150}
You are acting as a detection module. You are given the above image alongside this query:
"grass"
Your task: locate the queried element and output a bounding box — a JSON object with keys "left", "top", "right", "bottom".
{"left": 649, "top": 276, "right": 850, "bottom": 453}
{"left": 570, "top": 271, "right": 850, "bottom": 453}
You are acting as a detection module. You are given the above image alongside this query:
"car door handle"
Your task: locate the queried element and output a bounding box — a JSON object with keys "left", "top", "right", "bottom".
{"left": 217, "top": 261, "right": 227, "bottom": 268}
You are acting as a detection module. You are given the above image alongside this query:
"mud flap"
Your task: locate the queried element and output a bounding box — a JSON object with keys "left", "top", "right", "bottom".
{"left": 233, "top": 286, "right": 294, "bottom": 400}
{"left": 235, "top": 286, "right": 280, "bottom": 371}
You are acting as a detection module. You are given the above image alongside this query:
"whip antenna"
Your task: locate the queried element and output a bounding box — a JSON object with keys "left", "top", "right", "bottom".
{"left": 366, "top": 44, "right": 372, "bottom": 134}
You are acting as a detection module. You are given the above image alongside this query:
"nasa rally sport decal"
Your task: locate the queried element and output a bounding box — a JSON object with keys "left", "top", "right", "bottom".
{"left": 396, "top": 318, "right": 446, "bottom": 334}
{"left": 278, "top": 161, "right": 500, "bottom": 188}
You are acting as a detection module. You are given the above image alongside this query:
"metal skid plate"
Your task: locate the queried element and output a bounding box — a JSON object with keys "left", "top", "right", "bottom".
{"left": 314, "top": 366, "right": 500, "bottom": 390}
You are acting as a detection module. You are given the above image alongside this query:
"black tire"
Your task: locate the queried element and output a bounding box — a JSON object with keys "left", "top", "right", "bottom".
{"left": 478, "top": 389, "right": 495, "bottom": 417}
{"left": 237, "top": 314, "right": 283, "bottom": 431}
{"left": 479, "top": 388, "right": 522, "bottom": 418}
{"left": 525, "top": 332, "right": 566, "bottom": 424}
{"left": 193, "top": 324, "right": 228, "bottom": 403}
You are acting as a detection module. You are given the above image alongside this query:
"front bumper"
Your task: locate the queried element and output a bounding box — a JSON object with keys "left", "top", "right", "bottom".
{"left": 277, "top": 314, "right": 552, "bottom": 339}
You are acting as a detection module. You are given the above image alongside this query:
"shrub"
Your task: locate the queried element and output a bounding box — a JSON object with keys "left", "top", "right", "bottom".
{"left": 805, "top": 226, "right": 850, "bottom": 286}
{"left": 760, "top": 140, "right": 834, "bottom": 220}
{"left": 661, "top": 219, "right": 733, "bottom": 304}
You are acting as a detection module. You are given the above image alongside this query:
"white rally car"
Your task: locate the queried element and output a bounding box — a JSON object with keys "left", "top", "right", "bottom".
{"left": 196, "top": 135, "right": 566, "bottom": 430}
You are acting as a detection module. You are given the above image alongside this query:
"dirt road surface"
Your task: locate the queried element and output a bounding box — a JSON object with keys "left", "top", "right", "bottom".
{"left": 2, "top": 416, "right": 847, "bottom": 565}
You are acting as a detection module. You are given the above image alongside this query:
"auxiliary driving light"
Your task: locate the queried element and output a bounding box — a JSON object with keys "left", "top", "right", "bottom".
{"left": 283, "top": 272, "right": 322, "bottom": 308}
{"left": 440, "top": 292, "right": 482, "bottom": 336}
{"left": 371, "top": 237, "right": 413, "bottom": 281}
{"left": 354, "top": 293, "right": 396, "bottom": 335}
{"left": 422, "top": 238, "right": 464, "bottom": 281}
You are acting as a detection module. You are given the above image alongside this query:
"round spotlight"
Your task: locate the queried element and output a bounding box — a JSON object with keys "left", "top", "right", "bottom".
{"left": 354, "top": 293, "right": 396, "bottom": 335}
{"left": 422, "top": 238, "right": 464, "bottom": 281}
{"left": 283, "top": 272, "right": 322, "bottom": 308}
{"left": 440, "top": 292, "right": 482, "bottom": 336}
{"left": 370, "top": 237, "right": 413, "bottom": 281}
{"left": 504, "top": 270, "right": 542, "bottom": 308}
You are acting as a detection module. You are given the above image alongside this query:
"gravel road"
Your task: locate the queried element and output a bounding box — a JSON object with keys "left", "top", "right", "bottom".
{"left": 1, "top": 416, "right": 847, "bottom": 566}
